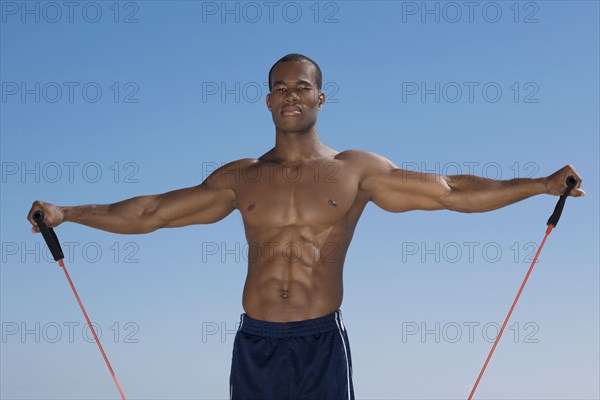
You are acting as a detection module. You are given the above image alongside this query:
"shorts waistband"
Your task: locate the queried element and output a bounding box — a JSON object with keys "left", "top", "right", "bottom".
{"left": 238, "top": 309, "right": 346, "bottom": 338}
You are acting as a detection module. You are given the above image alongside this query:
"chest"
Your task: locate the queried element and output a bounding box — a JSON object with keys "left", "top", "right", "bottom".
{"left": 234, "top": 161, "right": 361, "bottom": 227}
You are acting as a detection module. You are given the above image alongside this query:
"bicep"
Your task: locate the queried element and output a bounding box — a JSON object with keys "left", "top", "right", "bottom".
{"left": 152, "top": 183, "right": 236, "bottom": 228}
{"left": 362, "top": 165, "right": 452, "bottom": 212}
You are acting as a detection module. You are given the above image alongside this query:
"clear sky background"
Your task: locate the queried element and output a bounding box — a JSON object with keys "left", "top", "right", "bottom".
{"left": 1, "top": 1, "right": 598, "bottom": 399}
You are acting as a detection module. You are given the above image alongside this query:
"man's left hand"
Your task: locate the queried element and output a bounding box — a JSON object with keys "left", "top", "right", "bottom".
{"left": 546, "top": 165, "right": 585, "bottom": 197}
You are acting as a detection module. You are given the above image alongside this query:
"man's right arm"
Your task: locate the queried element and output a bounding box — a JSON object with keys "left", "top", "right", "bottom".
{"left": 27, "top": 160, "right": 245, "bottom": 234}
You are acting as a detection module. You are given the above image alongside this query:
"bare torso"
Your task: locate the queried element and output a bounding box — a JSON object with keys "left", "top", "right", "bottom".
{"left": 231, "top": 149, "right": 370, "bottom": 322}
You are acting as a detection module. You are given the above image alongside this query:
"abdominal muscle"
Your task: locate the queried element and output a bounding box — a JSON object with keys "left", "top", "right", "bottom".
{"left": 241, "top": 226, "right": 349, "bottom": 322}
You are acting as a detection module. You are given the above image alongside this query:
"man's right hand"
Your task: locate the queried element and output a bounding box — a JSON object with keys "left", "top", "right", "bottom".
{"left": 28, "top": 201, "right": 64, "bottom": 233}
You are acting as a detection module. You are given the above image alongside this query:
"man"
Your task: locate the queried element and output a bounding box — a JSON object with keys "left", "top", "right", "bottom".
{"left": 28, "top": 54, "right": 584, "bottom": 399}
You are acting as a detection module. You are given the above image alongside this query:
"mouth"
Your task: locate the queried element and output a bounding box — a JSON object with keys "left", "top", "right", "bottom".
{"left": 281, "top": 105, "right": 302, "bottom": 116}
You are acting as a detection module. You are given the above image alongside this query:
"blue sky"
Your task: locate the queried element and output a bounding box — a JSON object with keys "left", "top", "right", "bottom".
{"left": 1, "top": 1, "right": 598, "bottom": 399}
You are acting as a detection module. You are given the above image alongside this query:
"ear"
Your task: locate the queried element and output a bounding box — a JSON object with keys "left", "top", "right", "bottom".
{"left": 266, "top": 92, "right": 272, "bottom": 111}
{"left": 317, "top": 91, "right": 326, "bottom": 110}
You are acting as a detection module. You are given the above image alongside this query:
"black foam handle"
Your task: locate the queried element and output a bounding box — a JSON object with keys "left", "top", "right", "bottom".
{"left": 32, "top": 211, "right": 64, "bottom": 261}
{"left": 546, "top": 176, "right": 578, "bottom": 228}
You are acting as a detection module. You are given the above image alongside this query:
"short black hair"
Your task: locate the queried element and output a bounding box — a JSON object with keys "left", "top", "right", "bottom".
{"left": 268, "top": 53, "right": 322, "bottom": 92}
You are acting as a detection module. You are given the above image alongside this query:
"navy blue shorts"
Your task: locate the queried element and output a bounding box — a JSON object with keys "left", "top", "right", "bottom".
{"left": 229, "top": 309, "right": 355, "bottom": 400}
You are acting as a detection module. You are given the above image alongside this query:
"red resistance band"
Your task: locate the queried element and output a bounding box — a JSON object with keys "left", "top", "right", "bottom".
{"left": 58, "top": 258, "right": 127, "bottom": 399}
{"left": 468, "top": 176, "right": 578, "bottom": 399}
{"left": 33, "top": 212, "right": 126, "bottom": 400}
{"left": 468, "top": 225, "right": 552, "bottom": 399}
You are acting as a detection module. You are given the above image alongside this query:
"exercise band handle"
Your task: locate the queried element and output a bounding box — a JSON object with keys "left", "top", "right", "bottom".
{"left": 32, "top": 211, "right": 64, "bottom": 261}
{"left": 546, "top": 176, "right": 578, "bottom": 228}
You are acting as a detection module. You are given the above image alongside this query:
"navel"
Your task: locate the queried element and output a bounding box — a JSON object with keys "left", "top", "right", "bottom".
{"left": 328, "top": 199, "right": 338, "bottom": 207}
{"left": 281, "top": 291, "right": 289, "bottom": 300}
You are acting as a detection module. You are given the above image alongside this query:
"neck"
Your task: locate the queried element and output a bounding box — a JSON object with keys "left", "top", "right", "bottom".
{"left": 272, "top": 125, "right": 326, "bottom": 162}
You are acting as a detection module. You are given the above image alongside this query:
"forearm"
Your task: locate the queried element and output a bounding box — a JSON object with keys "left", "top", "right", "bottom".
{"left": 62, "top": 195, "right": 161, "bottom": 234}
{"left": 443, "top": 175, "right": 549, "bottom": 213}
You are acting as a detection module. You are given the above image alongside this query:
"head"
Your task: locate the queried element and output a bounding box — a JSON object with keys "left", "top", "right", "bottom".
{"left": 266, "top": 54, "right": 326, "bottom": 134}
{"left": 268, "top": 53, "right": 322, "bottom": 92}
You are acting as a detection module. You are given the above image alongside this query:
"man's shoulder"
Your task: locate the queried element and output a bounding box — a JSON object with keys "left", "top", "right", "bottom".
{"left": 215, "top": 158, "right": 260, "bottom": 171}
{"left": 336, "top": 149, "right": 373, "bottom": 158}
{"left": 336, "top": 149, "right": 396, "bottom": 168}
{"left": 203, "top": 158, "right": 260, "bottom": 187}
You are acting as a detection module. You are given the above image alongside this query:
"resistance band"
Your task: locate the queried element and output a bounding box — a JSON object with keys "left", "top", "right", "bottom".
{"left": 468, "top": 176, "right": 578, "bottom": 399}
{"left": 32, "top": 211, "right": 127, "bottom": 400}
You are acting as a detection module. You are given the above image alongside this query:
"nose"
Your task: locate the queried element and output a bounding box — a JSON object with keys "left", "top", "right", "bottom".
{"left": 284, "top": 89, "right": 300, "bottom": 102}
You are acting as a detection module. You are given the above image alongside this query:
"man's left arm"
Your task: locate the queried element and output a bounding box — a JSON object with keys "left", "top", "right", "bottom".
{"left": 435, "top": 165, "right": 584, "bottom": 213}
{"left": 357, "top": 152, "right": 584, "bottom": 213}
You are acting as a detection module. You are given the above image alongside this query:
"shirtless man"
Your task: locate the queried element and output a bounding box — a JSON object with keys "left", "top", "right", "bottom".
{"left": 28, "top": 54, "right": 584, "bottom": 399}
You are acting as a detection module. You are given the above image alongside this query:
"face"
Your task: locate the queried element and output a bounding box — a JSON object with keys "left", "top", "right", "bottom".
{"left": 266, "top": 61, "right": 325, "bottom": 133}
